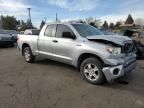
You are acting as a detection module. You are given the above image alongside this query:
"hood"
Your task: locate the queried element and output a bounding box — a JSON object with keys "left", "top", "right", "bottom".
{"left": 87, "top": 35, "right": 131, "bottom": 46}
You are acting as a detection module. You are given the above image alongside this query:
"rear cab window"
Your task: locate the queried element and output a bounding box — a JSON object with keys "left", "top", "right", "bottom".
{"left": 24, "top": 30, "right": 32, "bottom": 35}
{"left": 31, "top": 30, "right": 40, "bottom": 35}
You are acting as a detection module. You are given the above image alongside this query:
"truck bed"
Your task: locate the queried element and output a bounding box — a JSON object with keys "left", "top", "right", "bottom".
{"left": 17, "top": 34, "right": 39, "bottom": 55}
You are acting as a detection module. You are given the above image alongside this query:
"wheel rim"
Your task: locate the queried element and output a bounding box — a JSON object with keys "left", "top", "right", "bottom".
{"left": 83, "top": 63, "right": 99, "bottom": 81}
{"left": 24, "top": 49, "right": 31, "bottom": 61}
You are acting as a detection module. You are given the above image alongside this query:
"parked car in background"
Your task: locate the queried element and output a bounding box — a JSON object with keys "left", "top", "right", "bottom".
{"left": 121, "top": 29, "right": 144, "bottom": 57}
{"left": 5, "top": 30, "right": 19, "bottom": 42}
{"left": 0, "top": 29, "right": 15, "bottom": 47}
{"left": 20, "top": 31, "right": 24, "bottom": 34}
{"left": 17, "top": 23, "right": 136, "bottom": 85}
{"left": 24, "top": 29, "right": 40, "bottom": 35}
{"left": 99, "top": 29, "right": 116, "bottom": 35}
{"left": 102, "top": 30, "right": 116, "bottom": 35}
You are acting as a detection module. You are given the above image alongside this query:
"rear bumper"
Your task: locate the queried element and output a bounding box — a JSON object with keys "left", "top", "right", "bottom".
{"left": 102, "top": 58, "right": 136, "bottom": 83}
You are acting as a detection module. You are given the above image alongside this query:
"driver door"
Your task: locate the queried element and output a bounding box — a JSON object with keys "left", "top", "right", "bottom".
{"left": 52, "top": 24, "right": 77, "bottom": 64}
{"left": 38, "top": 24, "right": 56, "bottom": 58}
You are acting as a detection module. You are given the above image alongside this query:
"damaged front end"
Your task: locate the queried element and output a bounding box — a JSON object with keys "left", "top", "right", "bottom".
{"left": 87, "top": 36, "right": 136, "bottom": 82}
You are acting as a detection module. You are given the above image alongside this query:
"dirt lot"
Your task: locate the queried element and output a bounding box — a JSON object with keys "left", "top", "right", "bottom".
{"left": 0, "top": 47, "right": 144, "bottom": 108}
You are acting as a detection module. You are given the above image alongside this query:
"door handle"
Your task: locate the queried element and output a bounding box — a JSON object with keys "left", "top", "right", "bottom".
{"left": 53, "top": 40, "right": 58, "bottom": 43}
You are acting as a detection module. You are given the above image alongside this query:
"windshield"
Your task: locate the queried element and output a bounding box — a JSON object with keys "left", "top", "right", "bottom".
{"left": 72, "top": 24, "right": 103, "bottom": 37}
{"left": 6, "top": 30, "right": 18, "bottom": 34}
{"left": 0, "top": 30, "right": 6, "bottom": 34}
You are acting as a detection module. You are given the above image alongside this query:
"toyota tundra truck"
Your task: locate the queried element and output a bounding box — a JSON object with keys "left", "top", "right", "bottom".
{"left": 17, "top": 23, "right": 136, "bottom": 85}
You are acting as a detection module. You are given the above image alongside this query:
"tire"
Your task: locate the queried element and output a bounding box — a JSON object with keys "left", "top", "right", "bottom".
{"left": 23, "top": 47, "right": 35, "bottom": 63}
{"left": 80, "top": 57, "right": 106, "bottom": 85}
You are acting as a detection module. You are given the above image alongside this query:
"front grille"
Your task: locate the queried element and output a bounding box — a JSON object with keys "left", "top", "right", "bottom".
{"left": 1, "top": 37, "right": 11, "bottom": 40}
{"left": 122, "top": 41, "right": 135, "bottom": 54}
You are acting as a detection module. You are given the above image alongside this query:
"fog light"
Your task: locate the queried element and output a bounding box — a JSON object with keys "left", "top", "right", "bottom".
{"left": 113, "top": 68, "right": 120, "bottom": 75}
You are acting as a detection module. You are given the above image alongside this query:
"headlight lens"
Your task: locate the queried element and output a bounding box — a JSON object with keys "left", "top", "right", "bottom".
{"left": 107, "top": 47, "right": 121, "bottom": 55}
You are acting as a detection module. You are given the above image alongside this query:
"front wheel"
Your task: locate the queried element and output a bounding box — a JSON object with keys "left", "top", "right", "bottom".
{"left": 80, "top": 57, "right": 106, "bottom": 85}
{"left": 23, "top": 47, "right": 35, "bottom": 63}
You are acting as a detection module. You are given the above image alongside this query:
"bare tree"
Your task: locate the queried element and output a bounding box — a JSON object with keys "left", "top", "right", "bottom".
{"left": 85, "top": 17, "right": 101, "bottom": 27}
{"left": 94, "top": 19, "right": 102, "bottom": 27}
{"left": 85, "top": 17, "right": 94, "bottom": 24}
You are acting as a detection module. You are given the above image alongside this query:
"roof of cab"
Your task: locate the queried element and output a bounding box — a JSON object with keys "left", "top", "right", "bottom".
{"left": 45, "top": 22, "right": 85, "bottom": 25}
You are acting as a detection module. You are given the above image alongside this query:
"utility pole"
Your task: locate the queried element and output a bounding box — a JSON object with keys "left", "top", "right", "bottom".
{"left": 56, "top": 13, "right": 58, "bottom": 22}
{"left": 27, "top": 8, "right": 32, "bottom": 28}
{"left": 0, "top": 16, "right": 2, "bottom": 29}
{"left": 0, "top": 16, "right": 3, "bottom": 29}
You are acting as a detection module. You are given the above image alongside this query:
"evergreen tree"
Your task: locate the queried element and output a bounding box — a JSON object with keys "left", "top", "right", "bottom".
{"left": 102, "top": 21, "right": 109, "bottom": 29}
{"left": 19, "top": 20, "right": 28, "bottom": 31}
{"left": 1, "top": 15, "right": 19, "bottom": 30}
{"left": 109, "top": 23, "right": 114, "bottom": 29}
{"left": 115, "top": 21, "right": 122, "bottom": 28}
{"left": 89, "top": 22, "right": 97, "bottom": 28}
{"left": 79, "top": 20, "right": 85, "bottom": 23}
{"left": 125, "top": 14, "right": 134, "bottom": 24}
{"left": 40, "top": 20, "right": 45, "bottom": 29}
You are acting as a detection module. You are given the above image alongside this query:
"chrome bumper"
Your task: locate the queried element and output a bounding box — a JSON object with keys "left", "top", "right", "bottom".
{"left": 102, "top": 60, "right": 136, "bottom": 83}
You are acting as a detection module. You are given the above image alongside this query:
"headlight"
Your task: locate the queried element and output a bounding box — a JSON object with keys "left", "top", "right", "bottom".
{"left": 106, "top": 47, "right": 121, "bottom": 55}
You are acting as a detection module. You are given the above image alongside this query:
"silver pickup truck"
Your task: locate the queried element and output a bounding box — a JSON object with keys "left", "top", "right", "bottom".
{"left": 17, "top": 23, "right": 136, "bottom": 85}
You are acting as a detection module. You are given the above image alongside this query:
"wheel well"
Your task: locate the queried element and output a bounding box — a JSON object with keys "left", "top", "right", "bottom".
{"left": 22, "top": 43, "right": 30, "bottom": 55}
{"left": 77, "top": 53, "right": 104, "bottom": 72}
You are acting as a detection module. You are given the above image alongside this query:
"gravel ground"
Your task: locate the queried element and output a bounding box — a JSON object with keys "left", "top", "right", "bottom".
{"left": 0, "top": 47, "right": 144, "bottom": 108}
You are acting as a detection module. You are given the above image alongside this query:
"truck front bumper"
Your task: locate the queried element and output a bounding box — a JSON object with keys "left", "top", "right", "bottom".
{"left": 102, "top": 59, "right": 136, "bottom": 83}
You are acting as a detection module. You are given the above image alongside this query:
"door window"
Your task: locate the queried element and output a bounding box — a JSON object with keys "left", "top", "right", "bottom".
{"left": 56, "top": 24, "right": 73, "bottom": 38}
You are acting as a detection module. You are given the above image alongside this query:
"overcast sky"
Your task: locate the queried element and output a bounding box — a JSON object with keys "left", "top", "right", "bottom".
{"left": 0, "top": 0, "right": 144, "bottom": 27}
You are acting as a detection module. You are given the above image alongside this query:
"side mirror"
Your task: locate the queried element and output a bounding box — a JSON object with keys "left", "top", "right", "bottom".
{"left": 62, "top": 32, "right": 76, "bottom": 39}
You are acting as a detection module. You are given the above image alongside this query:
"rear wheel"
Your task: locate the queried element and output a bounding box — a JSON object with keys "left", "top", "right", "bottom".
{"left": 23, "top": 47, "right": 35, "bottom": 63}
{"left": 80, "top": 57, "right": 106, "bottom": 85}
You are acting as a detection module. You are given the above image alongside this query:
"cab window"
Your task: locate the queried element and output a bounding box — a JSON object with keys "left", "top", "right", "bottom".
{"left": 44, "top": 25, "right": 55, "bottom": 37}
{"left": 55, "top": 24, "right": 74, "bottom": 38}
